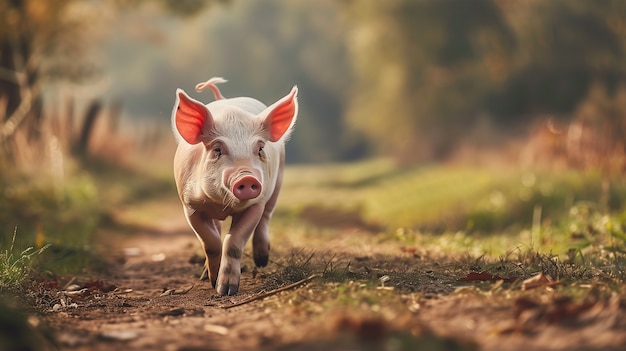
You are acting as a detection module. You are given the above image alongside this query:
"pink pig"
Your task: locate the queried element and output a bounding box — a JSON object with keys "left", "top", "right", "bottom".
{"left": 172, "top": 77, "right": 298, "bottom": 296}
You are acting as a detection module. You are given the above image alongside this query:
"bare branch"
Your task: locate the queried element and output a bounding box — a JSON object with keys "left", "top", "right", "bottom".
{"left": 0, "top": 85, "right": 39, "bottom": 139}
{"left": 220, "top": 274, "right": 320, "bottom": 309}
{"left": 0, "top": 33, "right": 38, "bottom": 139}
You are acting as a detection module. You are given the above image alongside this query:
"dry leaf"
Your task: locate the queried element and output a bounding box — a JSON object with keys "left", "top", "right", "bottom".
{"left": 521, "top": 273, "right": 559, "bottom": 291}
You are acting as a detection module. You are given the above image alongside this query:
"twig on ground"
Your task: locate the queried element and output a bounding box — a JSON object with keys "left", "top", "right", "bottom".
{"left": 220, "top": 274, "right": 320, "bottom": 309}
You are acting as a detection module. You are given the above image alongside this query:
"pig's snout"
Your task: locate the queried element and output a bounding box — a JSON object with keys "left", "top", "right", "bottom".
{"left": 232, "top": 175, "right": 262, "bottom": 200}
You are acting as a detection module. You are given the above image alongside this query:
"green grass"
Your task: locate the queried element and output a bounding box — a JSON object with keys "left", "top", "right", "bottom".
{"left": 277, "top": 159, "right": 626, "bottom": 285}
{"left": 0, "top": 172, "right": 103, "bottom": 274}
{"left": 281, "top": 160, "right": 625, "bottom": 231}
{"left": 0, "top": 155, "right": 176, "bottom": 275}
{"left": 2, "top": 154, "right": 625, "bottom": 288}
{"left": 0, "top": 228, "right": 49, "bottom": 289}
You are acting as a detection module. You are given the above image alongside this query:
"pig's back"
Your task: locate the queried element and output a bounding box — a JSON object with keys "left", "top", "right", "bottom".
{"left": 207, "top": 97, "right": 266, "bottom": 115}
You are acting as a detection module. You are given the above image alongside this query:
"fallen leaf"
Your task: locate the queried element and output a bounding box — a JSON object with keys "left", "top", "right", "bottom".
{"left": 521, "top": 273, "right": 559, "bottom": 291}
{"left": 42, "top": 280, "right": 58, "bottom": 289}
{"left": 83, "top": 280, "right": 103, "bottom": 291}
{"left": 82, "top": 280, "right": 117, "bottom": 293}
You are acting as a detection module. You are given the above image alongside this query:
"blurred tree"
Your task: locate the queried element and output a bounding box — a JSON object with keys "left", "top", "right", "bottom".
{"left": 155, "top": 0, "right": 361, "bottom": 163}
{"left": 0, "top": 0, "right": 215, "bottom": 144}
{"left": 488, "top": 0, "right": 626, "bottom": 125}
{"left": 343, "top": 0, "right": 514, "bottom": 162}
{"left": 343, "top": 0, "right": 626, "bottom": 164}
{"left": 0, "top": 0, "right": 76, "bottom": 140}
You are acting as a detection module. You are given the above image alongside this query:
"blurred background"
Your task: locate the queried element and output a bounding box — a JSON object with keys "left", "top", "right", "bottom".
{"left": 4, "top": 0, "right": 626, "bottom": 165}
{"left": 2, "top": 0, "right": 626, "bottom": 272}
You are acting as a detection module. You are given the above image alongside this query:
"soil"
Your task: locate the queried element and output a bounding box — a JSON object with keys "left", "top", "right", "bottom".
{"left": 20, "top": 196, "right": 626, "bottom": 351}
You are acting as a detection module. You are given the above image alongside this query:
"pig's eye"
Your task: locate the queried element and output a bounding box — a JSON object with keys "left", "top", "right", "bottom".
{"left": 257, "top": 146, "right": 264, "bottom": 158}
{"left": 213, "top": 147, "right": 222, "bottom": 158}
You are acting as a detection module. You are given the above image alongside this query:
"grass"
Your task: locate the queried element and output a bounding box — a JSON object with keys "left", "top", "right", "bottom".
{"left": 0, "top": 171, "right": 104, "bottom": 275}
{"left": 2, "top": 151, "right": 625, "bottom": 296}
{"left": 282, "top": 160, "right": 626, "bottom": 232}
{"left": 272, "top": 159, "right": 626, "bottom": 302}
{"left": 0, "top": 228, "right": 49, "bottom": 289}
{"left": 280, "top": 160, "right": 626, "bottom": 244}
{"left": 0, "top": 151, "right": 177, "bottom": 275}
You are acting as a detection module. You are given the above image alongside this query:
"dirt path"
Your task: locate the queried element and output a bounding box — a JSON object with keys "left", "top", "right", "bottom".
{"left": 41, "top": 199, "right": 316, "bottom": 350}
{"left": 35, "top": 197, "right": 626, "bottom": 351}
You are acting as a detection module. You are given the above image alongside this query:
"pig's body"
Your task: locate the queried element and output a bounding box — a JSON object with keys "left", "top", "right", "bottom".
{"left": 172, "top": 78, "right": 297, "bottom": 296}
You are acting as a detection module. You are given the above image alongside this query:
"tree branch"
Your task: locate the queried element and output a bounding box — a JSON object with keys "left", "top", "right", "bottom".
{"left": 220, "top": 274, "right": 320, "bottom": 309}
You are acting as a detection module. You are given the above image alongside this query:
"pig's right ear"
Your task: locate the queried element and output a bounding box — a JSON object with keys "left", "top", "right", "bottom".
{"left": 172, "top": 89, "right": 213, "bottom": 145}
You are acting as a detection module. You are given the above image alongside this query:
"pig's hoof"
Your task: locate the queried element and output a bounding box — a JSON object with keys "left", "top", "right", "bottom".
{"left": 227, "top": 284, "right": 238, "bottom": 296}
{"left": 211, "top": 280, "right": 217, "bottom": 289}
{"left": 254, "top": 255, "right": 269, "bottom": 268}
{"left": 217, "top": 284, "right": 239, "bottom": 296}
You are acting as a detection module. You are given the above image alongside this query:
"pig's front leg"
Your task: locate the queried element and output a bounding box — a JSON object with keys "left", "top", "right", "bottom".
{"left": 252, "top": 168, "right": 283, "bottom": 268}
{"left": 216, "top": 203, "right": 264, "bottom": 296}
{"left": 186, "top": 209, "right": 222, "bottom": 288}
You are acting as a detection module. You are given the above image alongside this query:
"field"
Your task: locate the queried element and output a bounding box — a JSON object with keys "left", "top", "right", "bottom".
{"left": 1, "top": 157, "right": 626, "bottom": 350}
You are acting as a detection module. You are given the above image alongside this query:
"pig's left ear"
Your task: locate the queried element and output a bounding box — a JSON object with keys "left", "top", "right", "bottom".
{"left": 260, "top": 86, "right": 298, "bottom": 142}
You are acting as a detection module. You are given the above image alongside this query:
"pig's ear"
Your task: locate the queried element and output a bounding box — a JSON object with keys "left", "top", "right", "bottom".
{"left": 173, "top": 89, "right": 213, "bottom": 145}
{"left": 260, "top": 86, "right": 298, "bottom": 142}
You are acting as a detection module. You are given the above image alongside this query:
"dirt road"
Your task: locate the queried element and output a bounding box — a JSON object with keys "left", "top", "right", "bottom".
{"left": 33, "top": 196, "right": 626, "bottom": 351}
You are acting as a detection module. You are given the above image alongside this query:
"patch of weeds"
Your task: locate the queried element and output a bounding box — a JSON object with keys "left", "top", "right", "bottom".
{"left": 320, "top": 255, "right": 372, "bottom": 283}
{"left": 0, "top": 171, "right": 108, "bottom": 275}
{"left": 263, "top": 249, "right": 316, "bottom": 290}
{"left": 544, "top": 202, "right": 626, "bottom": 282}
{"left": 460, "top": 170, "right": 624, "bottom": 234}
{"left": 0, "top": 174, "right": 103, "bottom": 248}
{"left": 447, "top": 245, "right": 623, "bottom": 301}
{"left": 0, "top": 228, "right": 50, "bottom": 289}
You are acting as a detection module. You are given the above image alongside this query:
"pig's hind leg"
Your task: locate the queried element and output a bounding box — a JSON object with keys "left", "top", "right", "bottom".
{"left": 186, "top": 210, "right": 222, "bottom": 288}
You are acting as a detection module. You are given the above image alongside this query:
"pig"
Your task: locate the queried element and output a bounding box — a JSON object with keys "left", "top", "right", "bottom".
{"left": 172, "top": 77, "right": 298, "bottom": 296}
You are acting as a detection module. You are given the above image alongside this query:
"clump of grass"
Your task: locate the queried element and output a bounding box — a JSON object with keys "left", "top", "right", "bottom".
{"left": 0, "top": 228, "right": 50, "bottom": 289}
{"left": 262, "top": 249, "right": 316, "bottom": 290}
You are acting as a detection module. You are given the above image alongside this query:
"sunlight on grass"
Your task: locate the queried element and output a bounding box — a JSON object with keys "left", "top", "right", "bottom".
{"left": 277, "top": 159, "right": 626, "bottom": 283}
{"left": 0, "top": 228, "right": 49, "bottom": 289}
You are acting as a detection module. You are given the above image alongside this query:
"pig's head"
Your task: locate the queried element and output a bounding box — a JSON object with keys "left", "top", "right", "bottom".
{"left": 172, "top": 87, "right": 298, "bottom": 209}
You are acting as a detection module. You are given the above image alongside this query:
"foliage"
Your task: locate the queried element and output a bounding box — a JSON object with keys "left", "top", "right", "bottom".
{"left": 5, "top": 0, "right": 626, "bottom": 164}
{"left": 0, "top": 172, "right": 102, "bottom": 245}
{"left": 0, "top": 156, "right": 111, "bottom": 274}
{"left": 343, "top": 0, "right": 626, "bottom": 163}
{"left": 345, "top": 0, "right": 513, "bottom": 161}
{"left": 0, "top": 228, "right": 49, "bottom": 289}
